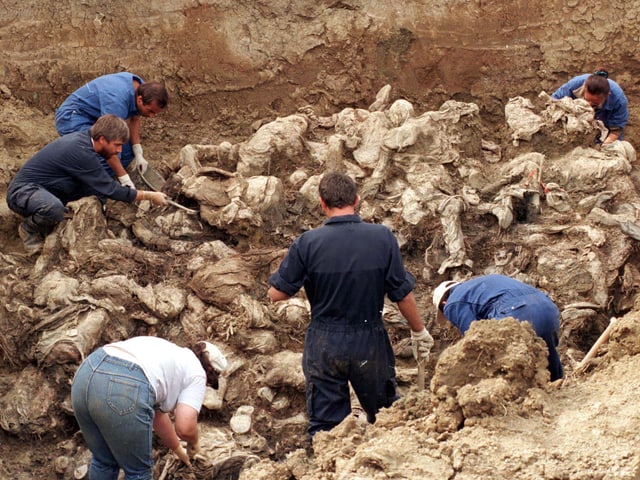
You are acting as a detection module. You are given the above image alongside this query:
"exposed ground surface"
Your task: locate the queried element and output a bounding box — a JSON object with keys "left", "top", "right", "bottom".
{"left": 2, "top": 1, "right": 640, "bottom": 479}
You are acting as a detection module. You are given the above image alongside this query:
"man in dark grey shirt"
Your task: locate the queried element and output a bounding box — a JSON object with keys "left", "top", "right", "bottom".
{"left": 7, "top": 114, "right": 166, "bottom": 253}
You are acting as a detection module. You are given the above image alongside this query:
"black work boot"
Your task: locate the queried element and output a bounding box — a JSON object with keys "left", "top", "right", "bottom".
{"left": 18, "top": 218, "right": 45, "bottom": 254}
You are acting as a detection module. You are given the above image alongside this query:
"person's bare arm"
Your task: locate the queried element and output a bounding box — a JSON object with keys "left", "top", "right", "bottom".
{"left": 268, "top": 285, "right": 291, "bottom": 302}
{"left": 396, "top": 291, "right": 425, "bottom": 332}
{"left": 127, "top": 116, "right": 142, "bottom": 145}
{"left": 603, "top": 131, "right": 621, "bottom": 144}
{"left": 106, "top": 155, "right": 127, "bottom": 178}
{"left": 154, "top": 408, "right": 195, "bottom": 465}
{"left": 153, "top": 411, "right": 180, "bottom": 450}
{"left": 174, "top": 403, "right": 199, "bottom": 445}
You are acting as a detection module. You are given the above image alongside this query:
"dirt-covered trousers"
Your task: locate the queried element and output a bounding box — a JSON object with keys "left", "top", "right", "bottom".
{"left": 71, "top": 347, "right": 156, "bottom": 480}
{"left": 303, "top": 321, "right": 399, "bottom": 437}
{"left": 6, "top": 183, "right": 67, "bottom": 233}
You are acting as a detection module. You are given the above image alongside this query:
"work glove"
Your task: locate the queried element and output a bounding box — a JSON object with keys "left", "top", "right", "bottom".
{"left": 132, "top": 144, "right": 149, "bottom": 174}
{"left": 411, "top": 328, "right": 434, "bottom": 363}
{"left": 172, "top": 444, "right": 191, "bottom": 467}
{"left": 117, "top": 174, "right": 135, "bottom": 188}
{"left": 142, "top": 191, "right": 168, "bottom": 206}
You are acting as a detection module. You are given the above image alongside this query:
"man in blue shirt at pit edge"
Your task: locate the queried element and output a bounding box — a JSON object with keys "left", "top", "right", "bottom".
{"left": 433, "top": 274, "right": 563, "bottom": 381}
{"left": 551, "top": 69, "right": 628, "bottom": 145}
{"left": 268, "top": 172, "right": 434, "bottom": 437}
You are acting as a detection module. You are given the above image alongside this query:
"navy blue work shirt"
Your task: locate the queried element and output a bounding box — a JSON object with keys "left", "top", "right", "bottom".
{"left": 443, "top": 274, "right": 559, "bottom": 334}
{"left": 7, "top": 130, "right": 137, "bottom": 206}
{"left": 268, "top": 214, "right": 415, "bottom": 327}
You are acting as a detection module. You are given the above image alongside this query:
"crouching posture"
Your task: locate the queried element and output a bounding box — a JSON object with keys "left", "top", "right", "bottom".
{"left": 6, "top": 114, "right": 166, "bottom": 253}
{"left": 71, "top": 336, "right": 227, "bottom": 480}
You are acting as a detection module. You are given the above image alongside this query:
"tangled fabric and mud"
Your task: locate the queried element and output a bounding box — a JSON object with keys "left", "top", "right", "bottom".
{"left": 2, "top": 82, "right": 640, "bottom": 479}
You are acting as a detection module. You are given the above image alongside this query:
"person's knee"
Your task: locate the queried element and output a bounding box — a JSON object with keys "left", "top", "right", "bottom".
{"left": 34, "top": 201, "right": 67, "bottom": 225}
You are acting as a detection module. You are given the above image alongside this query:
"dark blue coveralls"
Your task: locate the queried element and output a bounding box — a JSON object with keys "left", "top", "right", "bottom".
{"left": 268, "top": 214, "right": 415, "bottom": 436}
{"left": 443, "top": 274, "right": 563, "bottom": 381}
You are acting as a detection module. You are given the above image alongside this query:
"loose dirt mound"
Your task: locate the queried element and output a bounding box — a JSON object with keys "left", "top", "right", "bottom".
{"left": 240, "top": 319, "right": 640, "bottom": 480}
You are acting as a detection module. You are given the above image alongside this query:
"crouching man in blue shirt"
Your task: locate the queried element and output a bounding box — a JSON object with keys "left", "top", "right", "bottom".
{"left": 55, "top": 72, "right": 168, "bottom": 186}
{"left": 7, "top": 114, "right": 167, "bottom": 254}
{"left": 433, "top": 274, "right": 563, "bottom": 381}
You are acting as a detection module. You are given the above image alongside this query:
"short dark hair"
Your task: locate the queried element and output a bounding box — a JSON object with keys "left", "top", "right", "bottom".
{"left": 90, "top": 114, "right": 130, "bottom": 143}
{"left": 137, "top": 82, "right": 168, "bottom": 108}
{"left": 319, "top": 172, "right": 357, "bottom": 209}
{"left": 584, "top": 74, "right": 610, "bottom": 96}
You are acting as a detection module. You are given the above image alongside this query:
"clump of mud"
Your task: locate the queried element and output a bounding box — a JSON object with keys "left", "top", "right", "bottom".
{"left": 2, "top": 81, "right": 640, "bottom": 478}
{"left": 430, "top": 318, "right": 549, "bottom": 432}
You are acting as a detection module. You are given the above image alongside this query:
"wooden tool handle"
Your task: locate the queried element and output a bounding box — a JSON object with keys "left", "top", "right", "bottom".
{"left": 575, "top": 317, "right": 617, "bottom": 372}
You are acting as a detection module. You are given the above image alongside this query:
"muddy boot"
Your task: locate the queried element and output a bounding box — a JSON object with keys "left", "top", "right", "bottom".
{"left": 18, "top": 219, "right": 45, "bottom": 254}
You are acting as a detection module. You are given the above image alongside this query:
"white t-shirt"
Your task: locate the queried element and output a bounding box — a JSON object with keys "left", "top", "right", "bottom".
{"left": 104, "top": 336, "right": 206, "bottom": 413}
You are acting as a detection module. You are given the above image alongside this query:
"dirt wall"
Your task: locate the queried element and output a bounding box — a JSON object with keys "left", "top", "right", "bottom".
{"left": 3, "top": 0, "right": 640, "bottom": 139}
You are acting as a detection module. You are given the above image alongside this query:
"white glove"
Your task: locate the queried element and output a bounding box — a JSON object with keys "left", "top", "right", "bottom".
{"left": 411, "top": 328, "right": 434, "bottom": 362}
{"left": 133, "top": 144, "right": 148, "bottom": 174}
{"left": 118, "top": 174, "right": 135, "bottom": 188}
{"left": 173, "top": 444, "right": 191, "bottom": 467}
{"left": 145, "top": 191, "right": 168, "bottom": 206}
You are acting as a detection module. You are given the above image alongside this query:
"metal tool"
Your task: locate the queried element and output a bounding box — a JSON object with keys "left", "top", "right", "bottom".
{"left": 139, "top": 166, "right": 199, "bottom": 215}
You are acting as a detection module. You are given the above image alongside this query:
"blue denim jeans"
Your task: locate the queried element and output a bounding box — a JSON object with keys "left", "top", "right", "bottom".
{"left": 71, "top": 348, "right": 156, "bottom": 480}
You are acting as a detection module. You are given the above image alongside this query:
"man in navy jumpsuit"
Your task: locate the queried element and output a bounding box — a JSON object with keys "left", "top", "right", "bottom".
{"left": 434, "top": 274, "right": 563, "bottom": 381}
{"left": 268, "top": 172, "right": 433, "bottom": 437}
